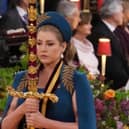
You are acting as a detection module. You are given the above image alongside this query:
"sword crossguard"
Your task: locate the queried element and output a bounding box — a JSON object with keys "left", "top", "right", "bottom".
{"left": 7, "top": 87, "right": 59, "bottom": 103}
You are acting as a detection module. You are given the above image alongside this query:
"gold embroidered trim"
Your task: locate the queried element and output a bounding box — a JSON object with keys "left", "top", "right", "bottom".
{"left": 62, "top": 65, "right": 75, "bottom": 94}
{"left": 17, "top": 73, "right": 28, "bottom": 92}
{"left": 17, "top": 65, "right": 75, "bottom": 94}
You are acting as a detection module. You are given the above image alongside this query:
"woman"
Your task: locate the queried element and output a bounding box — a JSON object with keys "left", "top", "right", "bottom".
{"left": 1, "top": 12, "right": 96, "bottom": 129}
{"left": 72, "top": 11, "right": 100, "bottom": 76}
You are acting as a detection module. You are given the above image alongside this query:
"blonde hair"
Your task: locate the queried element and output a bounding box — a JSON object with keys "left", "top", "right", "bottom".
{"left": 37, "top": 25, "right": 64, "bottom": 43}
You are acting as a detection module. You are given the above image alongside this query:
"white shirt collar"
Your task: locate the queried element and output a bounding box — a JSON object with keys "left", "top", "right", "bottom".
{"left": 16, "top": 6, "right": 27, "bottom": 18}
{"left": 102, "top": 20, "right": 116, "bottom": 32}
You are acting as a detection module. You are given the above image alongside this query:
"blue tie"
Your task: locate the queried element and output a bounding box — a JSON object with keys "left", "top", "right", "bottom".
{"left": 23, "top": 14, "right": 28, "bottom": 24}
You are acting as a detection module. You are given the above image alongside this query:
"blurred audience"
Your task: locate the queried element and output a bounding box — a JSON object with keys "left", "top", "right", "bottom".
{"left": 114, "top": 0, "right": 129, "bottom": 68}
{"left": 0, "top": 0, "right": 29, "bottom": 66}
{"left": 71, "top": 11, "right": 100, "bottom": 76}
{"left": 88, "top": 0, "right": 129, "bottom": 89}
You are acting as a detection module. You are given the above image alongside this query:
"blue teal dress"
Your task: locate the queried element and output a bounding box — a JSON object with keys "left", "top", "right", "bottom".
{"left": 2, "top": 65, "right": 96, "bottom": 129}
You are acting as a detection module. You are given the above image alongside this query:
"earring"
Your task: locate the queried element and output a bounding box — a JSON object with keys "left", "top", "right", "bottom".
{"left": 61, "top": 53, "right": 64, "bottom": 59}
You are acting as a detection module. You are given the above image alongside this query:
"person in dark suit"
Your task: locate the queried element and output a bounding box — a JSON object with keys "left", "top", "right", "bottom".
{"left": 88, "top": 0, "right": 129, "bottom": 89}
{"left": 0, "top": 0, "right": 28, "bottom": 33}
{"left": 0, "top": 0, "right": 29, "bottom": 66}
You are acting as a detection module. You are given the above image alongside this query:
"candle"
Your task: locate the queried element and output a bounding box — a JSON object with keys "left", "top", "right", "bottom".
{"left": 97, "top": 38, "right": 112, "bottom": 78}
{"left": 101, "top": 55, "right": 106, "bottom": 76}
{"left": 40, "top": 0, "right": 45, "bottom": 14}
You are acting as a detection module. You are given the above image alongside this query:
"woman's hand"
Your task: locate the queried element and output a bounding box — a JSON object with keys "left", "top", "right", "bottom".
{"left": 25, "top": 111, "right": 45, "bottom": 128}
{"left": 21, "top": 98, "right": 39, "bottom": 114}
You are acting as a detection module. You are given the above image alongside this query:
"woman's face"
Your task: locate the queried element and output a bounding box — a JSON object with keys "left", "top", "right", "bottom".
{"left": 77, "top": 22, "right": 92, "bottom": 36}
{"left": 36, "top": 30, "right": 66, "bottom": 66}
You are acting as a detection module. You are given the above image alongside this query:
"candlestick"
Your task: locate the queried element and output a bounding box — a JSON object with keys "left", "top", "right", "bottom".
{"left": 97, "top": 38, "right": 111, "bottom": 76}
{"left": 40, "top": 0, "right": 45, "bottom": 14}
{"left": 97, "top": 38, "right": 112, "bottom": 86}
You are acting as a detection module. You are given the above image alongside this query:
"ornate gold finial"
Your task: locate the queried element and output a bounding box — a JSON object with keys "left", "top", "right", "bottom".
{"left": 29, "top": 52, "right": 37, "bottom": 62}
{"left": 28, "top": 5, "right": 37, "bottom": 21}
{"left": 28, "top": 66, "right": 37, "bottom": 75}
{"left": 28, "top": 37, "right": 36, "bottom": 47}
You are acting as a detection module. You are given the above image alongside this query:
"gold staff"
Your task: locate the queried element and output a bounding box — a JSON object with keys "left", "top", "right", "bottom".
{"left": 97, "top": 38, "right": 112, "bottom": 87}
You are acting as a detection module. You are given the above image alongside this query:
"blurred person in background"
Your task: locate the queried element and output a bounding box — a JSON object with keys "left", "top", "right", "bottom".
{"left": 0, "top": 0, "right": 29, "bottom": 66}
{"left": 88, "top": 0, "right": 129, "bottom": 89}
{"left": 71, "top": 11, "right": 100, "bottom": 77}
{"left": 114, "top": 0, "right": 129, "bottom": 68}
{"left": 57, "top": 0, "right": 80, "bottom": 30}
{"left": 0, "top": 0, "right": 29, "bottom": 33}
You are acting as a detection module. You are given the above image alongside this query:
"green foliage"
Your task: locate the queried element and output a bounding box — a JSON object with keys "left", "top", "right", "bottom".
{"left": 0, "top": 66, "right": 21, "bottom": 111}
{"left": 19, "top": 43, "right": 28, "bottom": 70}
{"left": 0, "top": 43, "right": 28, "bottom": 112}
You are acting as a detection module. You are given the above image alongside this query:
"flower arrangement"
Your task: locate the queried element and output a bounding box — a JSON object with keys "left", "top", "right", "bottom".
{"left": 78, "top": 65, "right": 129, "bottom": 129}
{"left": 94, "top": 83, "right": 129, "bottom": 129}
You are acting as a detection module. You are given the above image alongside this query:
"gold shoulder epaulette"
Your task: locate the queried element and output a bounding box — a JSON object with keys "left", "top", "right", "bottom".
{"left": 62, "top": 65, "right": 75, "bottom": 94}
